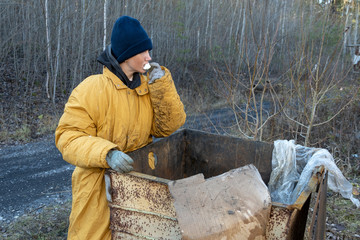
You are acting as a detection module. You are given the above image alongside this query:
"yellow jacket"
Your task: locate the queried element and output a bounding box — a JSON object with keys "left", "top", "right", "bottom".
{"left": 55, "top": 66, "right": 186, "bottom": 239}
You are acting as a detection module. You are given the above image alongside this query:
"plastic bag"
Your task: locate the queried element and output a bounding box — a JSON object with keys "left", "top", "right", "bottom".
{"left": 268, "top": 140, "right": 360, "bottom": 208}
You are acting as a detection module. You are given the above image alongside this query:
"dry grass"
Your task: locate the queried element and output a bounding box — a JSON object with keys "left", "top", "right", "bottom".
{"left": 325, "top": 194, "right": 360, "bottom": 239}
{"left": 1, "top": 200, "right": 71, "bottom": 240}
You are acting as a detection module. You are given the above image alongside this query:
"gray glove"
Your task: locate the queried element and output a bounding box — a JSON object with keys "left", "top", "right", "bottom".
{"left": 106, "top": 150, "right": 134, "bottom": 173}
{"left": 148, "top": 62, "right": 165, "bottom": 84}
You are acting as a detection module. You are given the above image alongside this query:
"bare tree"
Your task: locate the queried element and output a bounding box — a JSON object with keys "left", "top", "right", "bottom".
{"left": 212, "top": 0, "right": 283, "bottom": 141}
{"left": 343, "top": 0, "right": 352, "bottom": 70}
{"left": 53, "top": 0, "right": 65, "bottom": 103}
{"left": 1, "top": 0, "right": 358, "bottom": 137}
{"left": 103, "top": 0, "right": 109, "bottom": 51}
{"left": 44, "top": 0, "right": 52, "bottom": 99}
{"left": 280, "top": 5, "right": 358, "bottom": 146}
{"left": 355, "top": 1, "right": 359, "bottom": 47}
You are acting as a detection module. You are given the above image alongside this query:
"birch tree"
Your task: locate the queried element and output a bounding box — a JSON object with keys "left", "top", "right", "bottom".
{"left": 103, "top": 0, "right": 108, "bottom": 51}
{"left": 44, "top": 0, "right": 52, "bottom": 99}
{"left": 343, "top": 1, "right": 352, "bottom": 70}
{"left": 354, "top": 1, "right": 359, "bottom": 46}
{"left": 0, "top": 0, "right": 357, "bottom": 112}
{"left": 71, "top": 0, "right": 87, "bottom": 89}
{"left": 52, "top": 0, "right": 65, "bottom": 104}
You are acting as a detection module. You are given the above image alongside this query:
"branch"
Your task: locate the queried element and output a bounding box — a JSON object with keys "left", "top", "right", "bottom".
{"left": 313, "top": 92, "right": 358, "bottom": 127}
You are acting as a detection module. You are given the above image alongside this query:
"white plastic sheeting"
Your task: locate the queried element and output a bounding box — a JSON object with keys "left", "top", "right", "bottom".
{"left": 268, "top": 140, "right": 360, "bottom": 208}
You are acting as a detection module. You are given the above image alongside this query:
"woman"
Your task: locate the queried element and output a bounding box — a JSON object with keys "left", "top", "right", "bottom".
{"left": 55, "top": 16, "right": 186, "bottom": 239}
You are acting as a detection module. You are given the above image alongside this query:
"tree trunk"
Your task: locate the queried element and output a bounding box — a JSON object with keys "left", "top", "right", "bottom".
{"left": 305, "top": 95, "right": 317, "bottom": 147}
{"left": 343, "top": 2, "right": 351, "bottom": 70}
{"left": 72, "top": 0, "right": 86, "bottom": 89}
{"left": 53, "top": 0, "right": 65, "bottom": 104}
{"left": 45, "top": 0, "right": 52, "bottom": 99}
{"left": 103, "top": 0, "right": 108, "bottom": 51}
{"left": 237, "top": 1, "right": 247, "bottom": 72}
{"left": 205, "top": 0, "right": 211, "bottom": 50}
{"left": 228, "top": 0, "right": 239, "bottom": 57}
{"left": 354, "top": 2, "right": 359, "bottom": 46}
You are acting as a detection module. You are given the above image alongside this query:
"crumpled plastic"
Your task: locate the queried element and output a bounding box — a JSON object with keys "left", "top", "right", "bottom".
{"left": 268, "top": 140, "right": 360, "bottom": 208}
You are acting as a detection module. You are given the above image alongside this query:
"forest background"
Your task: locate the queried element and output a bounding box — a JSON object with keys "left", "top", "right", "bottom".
{"left": 0, "top": 0, "right": 359, "bottom": 239}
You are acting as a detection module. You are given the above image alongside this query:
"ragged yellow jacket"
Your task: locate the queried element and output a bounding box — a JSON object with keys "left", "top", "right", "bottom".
{"left": 55, "top": 66, "right": 186, "bottom": 239}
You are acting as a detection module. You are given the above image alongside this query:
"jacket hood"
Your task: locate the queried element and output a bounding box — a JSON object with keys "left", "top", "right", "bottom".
{"left": 97, "top": 45, "right": 141, "bottom": 89}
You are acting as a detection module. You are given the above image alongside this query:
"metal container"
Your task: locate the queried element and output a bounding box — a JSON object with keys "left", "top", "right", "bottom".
{"left": 105, "top": 129, "right": 327, "bottom": 239}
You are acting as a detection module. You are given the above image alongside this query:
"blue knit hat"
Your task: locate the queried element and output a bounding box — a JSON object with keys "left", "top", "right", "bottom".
{"left": 111, "top": 16, "right": 152, "bottom": 63}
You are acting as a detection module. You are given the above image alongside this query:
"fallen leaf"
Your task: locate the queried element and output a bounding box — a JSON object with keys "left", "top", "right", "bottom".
{"left": 353, "top": 187, "right": 359, "bottom": 196}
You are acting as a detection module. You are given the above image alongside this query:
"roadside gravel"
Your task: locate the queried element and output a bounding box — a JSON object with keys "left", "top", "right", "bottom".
{"left": 0, "top": 134, "right": 74, "bottom": 223}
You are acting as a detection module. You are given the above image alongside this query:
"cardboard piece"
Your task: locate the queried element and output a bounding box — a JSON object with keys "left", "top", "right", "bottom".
{"left": 168, "top": 164, "right": 271, "bottom": 240}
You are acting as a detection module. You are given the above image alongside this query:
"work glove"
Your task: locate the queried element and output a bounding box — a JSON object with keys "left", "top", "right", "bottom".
{"left": 106, "top": 150, "right": 134, "bottom": 173}
{"left": 148, "top": 62, "right": 165, "bottom": 84}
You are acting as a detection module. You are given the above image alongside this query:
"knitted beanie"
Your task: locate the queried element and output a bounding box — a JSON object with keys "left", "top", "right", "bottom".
{"left": 111, "top": 16, "right": 152, "bottom": 63}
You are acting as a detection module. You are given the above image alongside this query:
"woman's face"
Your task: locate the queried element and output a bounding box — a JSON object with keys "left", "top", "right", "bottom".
{"left": 125, "top": 50, "right": 152, "bottom": 75}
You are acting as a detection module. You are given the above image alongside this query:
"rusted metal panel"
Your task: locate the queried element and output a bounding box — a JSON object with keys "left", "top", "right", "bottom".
{"left": 112, "top": 232, "right": 143, "bottom": 240}
{"left": 266, "top": 166, "right": 326, "bottom": 240}
{"left": 128, "top": 129, "right": 274, "bottom": 183}
{"left": 266, "top": 204, "right": 295, "bottom": 240}
{"left": 309, "top": 171, "right": 328, "bottom": 240}
{"left": 106, "top": 129, "right": 327, "bottom": 239}
{"left": 291, "top": 166, "right": 325, "bottom": 210}
{"left": 107, "top": 170, "right": 326, "bottom": 240}
{"left": 265, "top": 198, "right": 311, "bottom": 240}
{"left": 109, "top": 207, "right": 181, "bottom": 239}
{"left": 181, "top": 129, "right": 274, "bottom": 183}
{"left": 108, "top": 172, "right": 176, "bottom": 218}
{"left": 106, "top": 171, "right": 181, "bottom": 239}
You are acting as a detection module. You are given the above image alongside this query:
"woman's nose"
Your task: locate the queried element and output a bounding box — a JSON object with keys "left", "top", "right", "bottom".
{"left": 146, "top": 51, "right": 152, "bottom": 61}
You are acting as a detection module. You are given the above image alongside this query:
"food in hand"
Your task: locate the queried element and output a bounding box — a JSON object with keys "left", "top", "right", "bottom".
{"left": 143, "top": 63, "right": 151, "bottom": 70}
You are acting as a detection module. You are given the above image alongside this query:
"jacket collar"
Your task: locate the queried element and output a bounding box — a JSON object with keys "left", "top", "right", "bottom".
{"left": 97, "top": 45, "right": 141, "bottom": 89}
{"left": 103, "top": 67, "right": 149, "bottom": 96}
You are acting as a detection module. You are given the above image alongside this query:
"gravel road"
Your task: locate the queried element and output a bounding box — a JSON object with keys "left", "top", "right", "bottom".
{"left": 0, "top": 135, "right": 74, "bottom": 223}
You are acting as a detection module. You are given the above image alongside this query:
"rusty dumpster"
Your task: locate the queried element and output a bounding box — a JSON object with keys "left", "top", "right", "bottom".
{"left": 105, "top": 129, "right": 327, "bottom": 239}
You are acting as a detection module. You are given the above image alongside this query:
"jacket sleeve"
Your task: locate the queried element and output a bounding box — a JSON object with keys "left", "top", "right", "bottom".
{"left": 148, "top": 67, "right": 186, "bottom": 137}
{"left": 55, "top": 86, "right": 117, "bottom": 169}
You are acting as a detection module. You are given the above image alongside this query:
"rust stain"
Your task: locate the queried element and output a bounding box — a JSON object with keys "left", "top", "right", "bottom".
{"left": 107, "top": 171, "right": 181, "bottom": 239}
{"left": 106, "top": 164, "right": 326, "bottom": 239}
{"left": 290, "top": 166, "right": 325, "bottom": 210}
{"left": 266, "top": 204, "right": 298, "bottom": 240}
